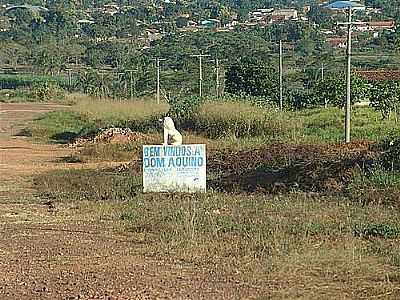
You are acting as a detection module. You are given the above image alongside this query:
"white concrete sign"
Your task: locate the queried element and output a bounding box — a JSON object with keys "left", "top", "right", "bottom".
{"left": 143, "top": 144, "right": 206, "bottom": 193}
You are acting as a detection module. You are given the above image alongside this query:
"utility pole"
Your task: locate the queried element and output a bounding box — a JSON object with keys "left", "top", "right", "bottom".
{"left": 321, "top": 63, "right": 325, "bottom": 81}
{"left": 116, "top": 72, "right": 125, "bottom": 100}
{"left": 155, "top": 58, "right": 166, "bottom": 104}
{"left": 321, "top": 63, "right": 327, "bottom": 108}
{"left": 100, "top": 72, "right": 105, "bottom": 98}
{"left": 345, "top": 7, "right": 352, "bottom": 143}
{"left": 130, "top": 70, "right": 133, "bottom": 99}
{"left": 337, "top": 7, "right": 362, "bottom": 143}
{"left": 67, "top": 69, "right": 72, "bottom": 88}
{"left": 326, "top": 2, "right": 365, "bottom": 142}
{"left": 191, "top": 54, "right": 210, "bottom": 98}
{"left": 279, "top": 40, "right": 283, "bottom": 111}
{"left": 216, "top": 58, "right": 220, "bottom": 98}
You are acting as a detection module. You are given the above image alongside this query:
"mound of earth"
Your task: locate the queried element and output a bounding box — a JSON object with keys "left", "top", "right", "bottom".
{"left": 71, "top": 128, "right": 149, "bottom": 147}
{"left": 110, "top": 140, "right": 379, "bottom": 194}
{"left": 208, "top": 141, "right": 378, "bottom": 193}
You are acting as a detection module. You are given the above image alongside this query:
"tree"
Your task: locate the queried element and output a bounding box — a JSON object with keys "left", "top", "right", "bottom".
{"left": 0, "top": 41, "right": 28, "bottom": 69}
{"left": 225, "top": 57, "right": 279, "bottom": 103}
{"left": 313, "top": 73, "right": 370, "bottom": 108}
{"left": 370, "top": 81, "right": 400, "bottom": 121}
{"left": 31, "top": 41, "right": 68, "bottom": 74}
{"left": 307, "top": 5, "right": 333, "bottom": 27}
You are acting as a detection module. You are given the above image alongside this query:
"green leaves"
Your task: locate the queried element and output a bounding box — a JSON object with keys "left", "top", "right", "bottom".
{"left": 167, "top": 95, "right": 202, "bottom": 128}
{"left": 370, "top": 81, "right": 400, "bottom": 120}
{"left": 313, "top": 73, "right": 370, "bottom": 108}
{"left": 225, "top": 57, "right": 279, "bottom": 104}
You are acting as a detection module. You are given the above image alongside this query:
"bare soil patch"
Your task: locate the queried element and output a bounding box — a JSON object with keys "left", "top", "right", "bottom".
{"left": 71, "top": 127, "right": 150, "bottom": 147}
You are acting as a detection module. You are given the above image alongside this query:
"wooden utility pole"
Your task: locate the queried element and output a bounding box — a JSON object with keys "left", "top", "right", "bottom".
{"left": 67, "top": 69, "right": 72, "bottom": 88}
{"left": 279, "top": 40, "right": 283, "bottom": 110}
{"left": 321, "top": 63, "right": 327, "bottom": 108}
{"left": 127, "top": 70, "right": 134, "bottom": 99}
{"left": 321, "top": 63, "right": 325, "bottom": 81}
{"left": 216, "top": 58, "right": 220, "bottom": 98}
{"left": 155, "top": 58, "right": 166, "bottom": 104}
{"left": 100, "top": 72, "right": 105, "bottom": 98}
{"left": 191, "top": 54, "right": 210, "bottom": 98}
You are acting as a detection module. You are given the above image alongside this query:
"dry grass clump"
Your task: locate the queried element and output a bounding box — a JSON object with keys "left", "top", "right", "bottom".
{"left": 194, "top": 101, "right": 301, "bottom": 139}
{"left": 71, "top": 96, "right": 169, "bottom": 121}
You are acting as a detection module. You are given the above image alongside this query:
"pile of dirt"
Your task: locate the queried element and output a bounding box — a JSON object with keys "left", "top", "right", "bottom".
{"left": 208, "top": 141, "right": 378, "bottom": 193}
{"left": 71, "top": 128, "right": 149, "bottom": 147}
{"left": 110, "top": 140, "right": 379, "bottom": 194}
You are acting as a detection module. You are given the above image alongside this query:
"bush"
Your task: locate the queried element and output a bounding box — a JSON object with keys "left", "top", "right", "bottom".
{"left": 225, "top": 57, "right": 279, "bottom": 103}
{"left": 313, "top": 73, "right": 370, "bottom": 108}
{"left": 167, "top": 95, "right": 202, "bottom": 128}
{"left": 30, "top": 82, "right": 65, "bottom": 101}
{"left": 369, "top": 81, "right": 400, "bottom": 121}
{"left": 285, "top": 89, "right": 318, "bottom": 110}
{"left": 0, "top": 74, "right": 68, "bottom": 89}
{"left": 379, "top": 138, "right": 400, "bottom": 171}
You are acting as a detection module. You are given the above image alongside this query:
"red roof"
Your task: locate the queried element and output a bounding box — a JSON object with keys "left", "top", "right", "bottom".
{"left": 368, "top": 21, "right": 395, "bottom": 28}
{"left": 356, "top": 70, "right": 400, "bottom": 81}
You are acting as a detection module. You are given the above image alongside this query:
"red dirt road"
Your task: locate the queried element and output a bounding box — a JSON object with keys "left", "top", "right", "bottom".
{"left": 0, "top": 103, "right": 263, "bottom": 300}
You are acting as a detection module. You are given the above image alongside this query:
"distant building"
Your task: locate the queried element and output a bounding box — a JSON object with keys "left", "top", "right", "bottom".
{"left": 325, "top": 1, "right": 365, "bottom": 11}
{"left": 5, "top": 5, "right": 48, "bottom": 13}
{"left": 248, "top": 8, "right": 273, "bottom": 22}
{"left": 368, "top": 20, "right": 395, "bottom": 30}
{"left": 356, "top": 70, "right": 400, "bottom": 81}
{"left": 271, "top": 9, "right": 298, "bottom": 21}
{"left": 354, "top": 20, "right": 395, "bottom": 32}
{"left": 201, "top": 19, "right": 221, "bottom": 29}
{"left": 326, "top": 37, "right": 347, "bottom": 48}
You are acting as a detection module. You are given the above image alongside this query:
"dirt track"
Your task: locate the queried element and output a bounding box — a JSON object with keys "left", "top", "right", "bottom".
{"left": 0, "top": 103, "right": 263, "bottom": 299}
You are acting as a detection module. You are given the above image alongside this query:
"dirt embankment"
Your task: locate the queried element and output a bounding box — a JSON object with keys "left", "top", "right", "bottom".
{"left": 207, "top": 141, "right": 377, "bottom": 193}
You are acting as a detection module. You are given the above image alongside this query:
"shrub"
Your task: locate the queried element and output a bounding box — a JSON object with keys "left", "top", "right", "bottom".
{"left": 167, "top": 95, "right": 202, "bottom": 128}
{"left": 225, "top": 57, "right": 279, "bottom": 103}
{"left": 369, "top": 81, "right": 400, "bottom": 121}
{"left": 313, "top": 73, "right": 370, "bottom": 108}
{"left": 30, "top": 82, "right": 65, "bottom": 102}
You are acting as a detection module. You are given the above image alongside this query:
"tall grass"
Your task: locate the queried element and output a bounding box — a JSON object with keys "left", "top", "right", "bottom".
{"left": 71, "top": 96, "right": 169, "bottom": 121}
{"left": 22, "top": 95, "right": 400, "bottom": 148}
{"left": 193, "top": 101, "right": 302, "bottom": 139}
{"left": 296, "top": 107, "right": 400, "bottom": 143}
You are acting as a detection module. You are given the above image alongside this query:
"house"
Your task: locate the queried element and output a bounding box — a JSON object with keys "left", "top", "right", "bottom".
{"left": 356, "top": 70, "right": 400, "bottom": 81}
{"left": 271, "top": 9, "right": 298, "bottom": 21}
{"left": 368, "top": 20, "right": 395, "bottom": 30}
{"left": 325, "top": 1, "right": 365, "bottom": 11}
{"left": 354, "top": 20, "right": 395, "bottom": 33}
{"left": 248, "top": 8, "right": 273, "bottom": 22}
{"left": 5, "top": 4, "right": 48, "bottom": 13}
{"left": 201, "top": 19, "right": 221, "bottom": 29}
{"left": 326, "top": 37, "right": 347, "bottom": 48}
